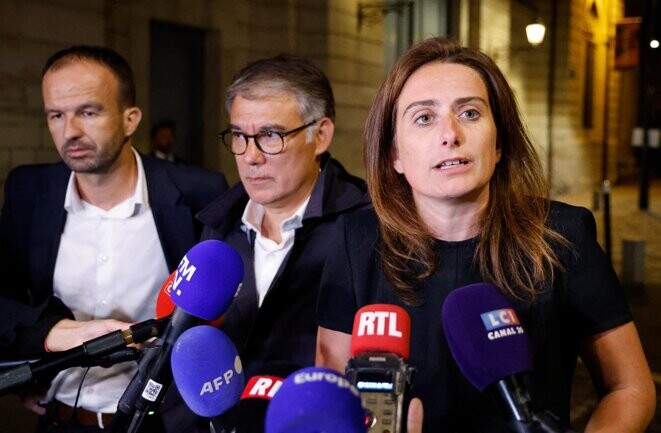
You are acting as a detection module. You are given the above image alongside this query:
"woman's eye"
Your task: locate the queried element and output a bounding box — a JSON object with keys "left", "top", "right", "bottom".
{"left": 414, "top": 114, "right": 431, "bottom": 125}
{"left": 461, "top": 109, "right": 480, "bottom": 120}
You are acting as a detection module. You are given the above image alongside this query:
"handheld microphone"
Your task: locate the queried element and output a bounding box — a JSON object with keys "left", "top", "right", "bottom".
{"left": 265, "top": 367, "right": 366, "bottom": 433}
{"left": 217, "top": 361, "right": 299, "bottom": 433}
{"left": 155, "top": 269, "right": 224, "bottom": 328}
{"left": 171, "top": 325, "right": 244, "bottom": 417}
{"left": 442, "top": 283, "right": 576, "bottom": 433}
{"left": 345, "top": 304, "right": 414, "bottom": 433}
{"left": 121, "top": 240, "right": 243, "bottom": 433}
{"left": 155, "top": 271, "right": 176, "bottom": 319}
{"left": 0, "top": 316, "right": 168, "bottom": 395}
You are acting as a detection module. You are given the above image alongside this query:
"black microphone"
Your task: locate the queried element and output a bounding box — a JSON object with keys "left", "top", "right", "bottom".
{"left": 442, "top": 283, "right": 576, "bottom": 433}
{"left": 119, "top": 240, "right": 243, "bottom": 433}
{"left": 345, "top": 303, "right": 414, "bottom": 433}
{"left": 0, "top": 317, "right": 168, "bottom": 395}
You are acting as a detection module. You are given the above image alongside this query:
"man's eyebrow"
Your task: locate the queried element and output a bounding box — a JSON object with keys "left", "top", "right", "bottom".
{"left": 227, "top": 123, "right": 286, "bottom": 132}
{"left": 44, "top": 102, "right": 105, "bottom": 115}
{"left": 76, "top": 102, "right": 104, "bottom": 111}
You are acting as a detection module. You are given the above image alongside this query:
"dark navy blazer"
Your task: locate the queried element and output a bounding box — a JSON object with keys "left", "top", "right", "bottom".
{"left": 0, "top": 154, "right": 227, "bottom": 355}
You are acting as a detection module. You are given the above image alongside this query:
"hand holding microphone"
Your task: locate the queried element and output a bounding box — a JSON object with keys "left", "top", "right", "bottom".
{"left": 117, "top": 240, "right": 243, "bottom": 432}
{"left": 442, "top": 283, "right": 576, "bottom": 433}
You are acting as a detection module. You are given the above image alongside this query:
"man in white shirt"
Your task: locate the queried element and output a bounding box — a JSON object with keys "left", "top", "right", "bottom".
{"left": 0, "top": 45, "right": 227, "bottom": 432}
{"left": 194, "top": 54, "right": 369, "bottom": 432}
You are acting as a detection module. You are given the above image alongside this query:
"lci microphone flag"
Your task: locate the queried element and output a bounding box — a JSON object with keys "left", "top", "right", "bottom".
{"left": 442, "top": 282, "right": 533, "bottom": 391}
{"left": 265, "top": 367, "right": 367, "bottom": 433}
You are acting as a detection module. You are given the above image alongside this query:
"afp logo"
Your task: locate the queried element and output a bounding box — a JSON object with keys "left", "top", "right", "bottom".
{"left": 200, "top": 355, "right": 243, "bottom": 396}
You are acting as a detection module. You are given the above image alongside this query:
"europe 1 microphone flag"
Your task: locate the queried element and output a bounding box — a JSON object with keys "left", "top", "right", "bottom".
{"left": 171, "top": 325, "right": 244, "bottom": 417}
{"left": 345, "top": 304, "right": 414, "bottom": 433}
{"left": 119, "top": 240, "right": 243, "bottom": 433}
{"left": 442, "top": 283, "right": 576, "bottom": 433}
{"left": 265, "top": 367, "right": 367, "bottom": 433}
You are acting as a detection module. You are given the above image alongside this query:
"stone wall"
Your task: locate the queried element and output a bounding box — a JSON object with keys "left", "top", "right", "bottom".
{"left": 0, "top": 0, "right": 385, "bottom": 196}
{"left": 0, "top": 0, "right": 640, "bottom": 200}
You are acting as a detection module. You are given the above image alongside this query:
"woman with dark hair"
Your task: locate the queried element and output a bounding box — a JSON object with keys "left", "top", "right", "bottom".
{"left": 316, "top": 37, "right": 655, "bottom": 432}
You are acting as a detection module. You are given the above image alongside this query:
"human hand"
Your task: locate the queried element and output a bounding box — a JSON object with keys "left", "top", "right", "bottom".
{"left": 44, "top": 318, "right": 132, "bottom": 352}
{"left": 20, "top": 392, "right": 47, "bottom": 415}
{"left": 407, "top": 397, "right": 423, "bottom": 433}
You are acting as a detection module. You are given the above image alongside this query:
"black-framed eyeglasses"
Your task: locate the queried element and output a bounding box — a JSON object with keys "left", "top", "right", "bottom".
{"left": 219, "top": 119, "right": 317, "bottom": 155}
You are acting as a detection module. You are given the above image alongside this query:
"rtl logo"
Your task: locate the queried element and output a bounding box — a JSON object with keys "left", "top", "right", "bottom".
{"left": 241, "top": 375, "right": 283, "bottom": 400}
{"left": 356, "top": 311, "right": 403, "bottom": 337}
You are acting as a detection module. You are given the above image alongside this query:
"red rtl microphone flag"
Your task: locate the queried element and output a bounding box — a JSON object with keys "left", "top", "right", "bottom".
{"left": 350, "top": 304, "right": 411, "bottom": 360}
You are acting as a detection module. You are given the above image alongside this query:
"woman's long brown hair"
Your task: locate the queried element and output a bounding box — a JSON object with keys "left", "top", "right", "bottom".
{"left": 365, "top": 37, "right": 569, "bottom": 305}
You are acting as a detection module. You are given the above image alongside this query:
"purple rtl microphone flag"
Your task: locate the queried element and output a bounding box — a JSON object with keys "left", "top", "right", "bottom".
{"left": 171, "top": 325, "right": 245, "bottom": 417}
{"left": 442, "top": 283, "right": 533, "bottom": 391}
{"left": 265, "top": 367, "right": 367, "bottom": 433}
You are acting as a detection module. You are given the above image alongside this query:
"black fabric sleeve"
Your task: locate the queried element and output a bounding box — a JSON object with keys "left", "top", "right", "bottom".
{"left": 557, "top": 205, "right": 632, "bottom": 337}
{"left": 316, "top": 215, "right": 359, "bottom": 335}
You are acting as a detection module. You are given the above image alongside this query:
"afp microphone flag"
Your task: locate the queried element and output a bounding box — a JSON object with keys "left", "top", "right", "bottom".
{"left": 171, "top": 325, "right": 244, "bottom": 417}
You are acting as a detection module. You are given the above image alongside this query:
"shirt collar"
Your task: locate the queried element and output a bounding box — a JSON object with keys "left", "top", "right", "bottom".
{"left": 63, "top": 147, "right": 149, "bottom": 217}
{"left": 241, "top": 195, "right": 310, "bottom": 239}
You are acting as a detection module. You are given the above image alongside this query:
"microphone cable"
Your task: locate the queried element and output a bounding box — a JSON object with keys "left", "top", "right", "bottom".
{"left": 66, "top": 366, "right": 91, "bottom": 426}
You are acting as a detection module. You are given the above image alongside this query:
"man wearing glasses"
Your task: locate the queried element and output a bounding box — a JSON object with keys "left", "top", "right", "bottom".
{"left": 183, "top": 53, "right": 368, "bottom": 431}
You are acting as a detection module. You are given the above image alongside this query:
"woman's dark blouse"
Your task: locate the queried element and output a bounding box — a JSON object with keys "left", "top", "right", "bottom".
{"left": 316, "top": 202, "right": 632, "bottom": 432}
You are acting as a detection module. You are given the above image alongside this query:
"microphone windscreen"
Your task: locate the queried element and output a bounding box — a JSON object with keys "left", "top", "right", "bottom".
{"left": 265, "top": 367, "right": 366, "bottom": 433}
{"left": 155, "top": 271, "right": 176, "bottom": 319}
{"left": 442, "top": 283, "right": 533, "bottom": 391}
{"left": 350, "top": 304, "right": 411, "bottom": 360}
{"left": 171, "top": 240, "right": 243, "bottom": 321}
{"left": 235, "top": 361, "right": 299, "bottom": 433}
{"left": 171, "top": 325, "right": 244, "bottom": 417}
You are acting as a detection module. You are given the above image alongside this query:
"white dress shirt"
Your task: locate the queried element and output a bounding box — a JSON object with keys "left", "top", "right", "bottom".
{"left": 47, "top": 148, "right": 169, "bottom": 414}
{"left": 241, "top": 197, "right": 310, "bottom": 307}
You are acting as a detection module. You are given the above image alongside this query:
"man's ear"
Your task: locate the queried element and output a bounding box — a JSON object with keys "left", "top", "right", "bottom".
{"left": 313, "top": 117, "right": 334, "bottom": 156}
{"left": 123, "top": 107, "right": 142, "bottom": 137}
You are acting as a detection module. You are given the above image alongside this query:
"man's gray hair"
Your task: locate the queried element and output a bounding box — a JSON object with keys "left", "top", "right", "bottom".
{"left": 226, "top": 53, "right": 335, "bottom": 138}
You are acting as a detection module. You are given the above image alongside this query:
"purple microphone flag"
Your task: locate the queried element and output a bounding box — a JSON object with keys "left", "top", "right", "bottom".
{"left": 171, "top": 325, "right": 244, "bottom": 417}
{"left": 265, "top": 367, "right": 367, "bottom": 433}
{"left": 442, "top": 283, "right": 533, "bottom": 391}
{"left": 171, "top": 240, "right": 243, "bottom": 321}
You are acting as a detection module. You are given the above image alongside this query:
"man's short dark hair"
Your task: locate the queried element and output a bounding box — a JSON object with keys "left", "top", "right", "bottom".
{"left": 226, "top": 54, "right": 335, "bottom": 122}
{"left": 42, "top": 45, "right": 136, "bottom": 108}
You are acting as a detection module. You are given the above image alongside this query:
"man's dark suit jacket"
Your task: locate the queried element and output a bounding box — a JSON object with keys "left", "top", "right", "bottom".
{"left": 0, "top": 154, "right": 228, "bottom": 356}
{"left": 197, "top": 153, "right": 369, "bottom": 376}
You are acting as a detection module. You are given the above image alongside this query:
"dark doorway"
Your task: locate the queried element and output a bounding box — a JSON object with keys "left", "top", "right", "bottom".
{"left": 150, "top": 21, "right": 205, "bottom": 166}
